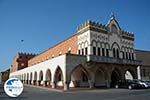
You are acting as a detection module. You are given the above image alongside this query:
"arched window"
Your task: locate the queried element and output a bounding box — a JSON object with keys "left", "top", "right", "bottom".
{"left": 98, "top": 47, "right": 101, "bottom": 56}
{"left": 132, "top": 53, "right": 134, "bottom": 60}
{"left": 126, "top": 52, "right": 128, "bottom": 59}
{"left": 102, "top": 48, "right": 105, "bottom": 56}
{"left": 82, "top": 49, "right": 84, "bottom": 55}
{"left": 85, "top": 47, "right": 88, "bottom": 55}
{"left": 113, "top": 48, "right": 116, "bottom": 58}
{"left": 78, "top": 50, "right": 81, "bottom": 55}
{"left": 122, "top": 52, "right": 125, "bottom": 59}
{"left": 93, "top": 47, "right": 96, "bottom": 55}
{"left": 111, "top": 24, "right": 118, "bottom": 33}
{"left": 106, "top": 49, "right": 109, "bottom": 57}
{"left": 129, "top": 53, "right": 131, "bottom": 60}
{"left": 116, "top": 49, "right": 119, "bottom": 58}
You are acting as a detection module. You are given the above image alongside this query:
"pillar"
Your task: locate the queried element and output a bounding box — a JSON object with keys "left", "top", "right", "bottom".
{"left": 43, "top": 81, "right": 47, "bottom": 87}
{"left": 32, "top": 80, "right": 36, "bottom": 85}
{"left": 64, "top": 81, "right": 70, "bottom": 91}
{"left": 106, "top": 80, "right": 110, "bottom": 88}
{"left": 26, "top": 80, "right": 28, "bottom": 84}
{"left": 37, "top": 80, "right": 41, "bottom": 86}
{"left": 51, "top": 82, "right": 56, "bottom": 89}
{"left": 47, "top": 80, "right": 51, "bottom": 87}
{"left": 137, "top": 66, "right": 141, "bottom": 80}
{"left": 88, "top": 80, "right": 94, "bottom": 89}
{"left": 23, "top": 80, "right": 25, "bottom": 84}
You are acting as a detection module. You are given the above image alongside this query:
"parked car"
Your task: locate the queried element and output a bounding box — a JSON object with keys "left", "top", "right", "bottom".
{"left": 146, "top": 81, "right": 150, "bottom": 88}
{"left": 138, "top": 80, "right": 150, "bottom": 88}
{"left": 115, "top": 79, "right": 148, "bottom": 89}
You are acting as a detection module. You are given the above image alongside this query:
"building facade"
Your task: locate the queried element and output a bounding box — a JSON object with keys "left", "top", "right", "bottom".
{"left": 9, "top": 15, "right": 141, "bottom": 90}
{"left": 135, "top": 50, "right": 150, "bottom": 81}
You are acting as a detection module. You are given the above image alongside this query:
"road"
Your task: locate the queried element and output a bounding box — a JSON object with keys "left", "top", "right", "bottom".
{"left": 0, "top": 84, "right": 150, "bottom": 100}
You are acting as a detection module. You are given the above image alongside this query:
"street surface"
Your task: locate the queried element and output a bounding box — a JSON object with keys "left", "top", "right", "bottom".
{"left": 0, "top": 84, "right": 150, "bottom": 100}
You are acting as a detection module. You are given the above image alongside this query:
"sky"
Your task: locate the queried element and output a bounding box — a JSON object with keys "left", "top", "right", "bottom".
{"left": 0, "top": 0, "right": 150, "bottom": 71}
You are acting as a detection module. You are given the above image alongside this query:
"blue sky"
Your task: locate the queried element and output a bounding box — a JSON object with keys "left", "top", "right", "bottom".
{"left": 0, "top": 0, "right": 150, "bottom": 71}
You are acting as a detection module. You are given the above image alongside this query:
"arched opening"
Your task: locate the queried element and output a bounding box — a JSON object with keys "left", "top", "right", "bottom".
{"left": 33, "top": 72, "right": 37, "bottom": 85}
{"left": 111, "top": 24, "right": 118, "bottom": 33}
{"left": 111, "top": 69, "right": 121, "bottom": 87}
{"left": 125, "top": 69, "right": 136, "bottom": 80}
{"left": 70, "top": 66, "right": 89, "bottom": 88}
{"left": 116, "top": 49, "right": 119, "bottom": 58}
{"left": 54, "top": 66, "right": 64, "bottom": 88}
{"left": 38, "top": 71, "right": 43, "bottom": 86}
{"left": 30, "top": 72, "right": 32, "bottom": 85}
{"left": 113, "top": 48, "right": 116, "bottom": 58}
{"left": 125, "top": 71, "right": 133, "bottom": 80}
{"left": 24, "top": 73, "right": 26, "bottom": 84}
{"left": 46, "top": 69, "right": 51, "bottom": 87}
{"left": 21, "top": 74, "right": 23, "bottom": 82}
{"left": 27, "top": 73, "right": 29, "bottom": 84}
{"left": 95, "top": 69, "right": 105, "bottom": 87}
{"left": 111, "top": 42, "right": 120, "bottom": 58}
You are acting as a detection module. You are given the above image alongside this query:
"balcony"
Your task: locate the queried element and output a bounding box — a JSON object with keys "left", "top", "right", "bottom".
{"left": 86, "top": 55, "right": 142, "bottom": 65}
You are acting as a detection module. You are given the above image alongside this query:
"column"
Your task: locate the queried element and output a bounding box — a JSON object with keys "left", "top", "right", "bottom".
{"left": 137, "top": 66, "right": 141, "bottom": 80}
{"left": 88, "top": 80, "right": 94, "bottom": 89}
{"left": 64, "top": 81, "right": 70, "bottom": 91}
{"left": 37, "top": 80, "right": 41, "bottom": 86}
{"left": 32, "top": 80, "right": 36, "bottom": 85}
{"left": 47, "top": 80, "right": 51, "bottom": 87}
{"left": 51, "top": 82, "right": 56, "bottom": 89}
{"left": 43, "top": 81, "right": 47, "bottom": 87}
{"left": 106, "top": 80, "right": 110, "bottom": 88}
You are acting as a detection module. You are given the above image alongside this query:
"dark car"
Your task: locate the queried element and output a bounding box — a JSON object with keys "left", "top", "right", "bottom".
{"left": 115, "top": 79, "right": 147, "bottom": 89}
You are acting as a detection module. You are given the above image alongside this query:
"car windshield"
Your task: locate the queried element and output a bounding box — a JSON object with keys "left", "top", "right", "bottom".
{"left": 130, "top": 80, "right": 139, "bottom": 83}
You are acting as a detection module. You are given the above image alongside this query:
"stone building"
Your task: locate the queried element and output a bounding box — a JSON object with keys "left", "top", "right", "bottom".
{"left": 9, "top": 15, "right": 141, "bottom": 90}
{"left": 135, "top": 50, "right": 150, "bottom": 80}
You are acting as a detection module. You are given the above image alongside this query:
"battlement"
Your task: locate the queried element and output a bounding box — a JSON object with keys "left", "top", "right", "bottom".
{"left": 76, "top": 20, "right": 107, "bottom": 33}
{"left": 121, "top": 30, "right": 134, "bottom": 40}
{"left": 18, "top": 52, "right": 37, "bottom": 56}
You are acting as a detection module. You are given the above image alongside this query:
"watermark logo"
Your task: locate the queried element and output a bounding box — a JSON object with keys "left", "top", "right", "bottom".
{"left": 4, "top": 78, "right": 24, "bottom": 97}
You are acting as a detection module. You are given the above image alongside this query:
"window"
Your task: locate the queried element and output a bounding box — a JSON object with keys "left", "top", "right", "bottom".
{"left": 122, "top": 52, "right": 125, "bottom": 59}
{"left": 82, "top": 49, "right": 84, "bottom": 55}
{"left": 116, "top": 49, "right": 119, "bottom": 58}
{"left": 93, "top": 47, "right": 96, "bottom": 55}
{"left": 85, "top": 47, "right": 88, "bottom": 55}
{"left": 132, "top": 53, "right": 134, "bottom": 60}
{"left": 102, "top": 48, "right": 105, "bottom": 56}
{"left": 106, "top": 49, "right": 109, "bottom": 57}
{"left": 126, "top": 52, "right": 128, "bottom": 59}
{"left": 129, "top": 53, "right": 131, "bottom": 60}
{"left": 68, "top": 50, "right": 71, "bottom": 54}
{"left": 78, "top": 50, "right": 81, "bottom": 55}
{"left": 111, "top": 24, "right": 118, "bottom": 33}
{"left": 113, "top": 48, "right": 116, "bottom": 58}
{"left": 98, "top": 47, "right": 101, "bottom": 56}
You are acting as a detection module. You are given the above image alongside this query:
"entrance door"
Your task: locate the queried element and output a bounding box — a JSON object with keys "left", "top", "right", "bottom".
{"left": 111, "top": 70, "right": 121, "bottom": 87}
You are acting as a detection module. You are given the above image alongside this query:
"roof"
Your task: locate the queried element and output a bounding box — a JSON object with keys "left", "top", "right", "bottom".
{"left": 135, "top": 49, "right": 150, "bottom": 66}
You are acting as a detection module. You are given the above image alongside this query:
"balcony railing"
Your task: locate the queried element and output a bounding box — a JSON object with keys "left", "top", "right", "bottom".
{"left": 86, "top": 55, "right": 142, "bottom": 65}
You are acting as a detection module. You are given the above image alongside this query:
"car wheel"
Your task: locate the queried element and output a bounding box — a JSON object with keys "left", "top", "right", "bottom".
{"left": 115, "top": 85, "right": 119, "bottom": 89}
{"left": 128, "top": 85, "right": 132, "bottom": 90}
